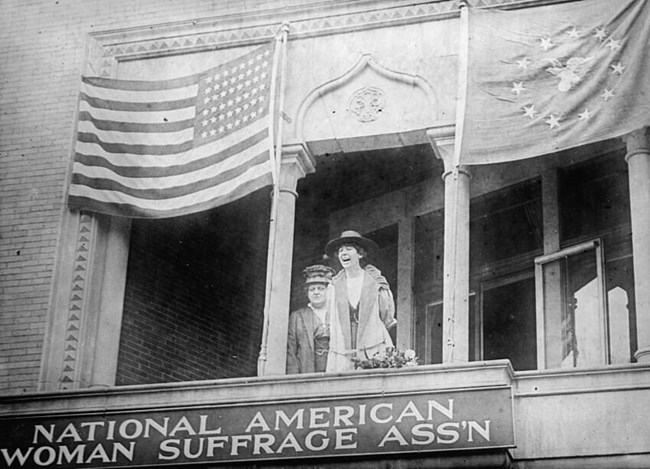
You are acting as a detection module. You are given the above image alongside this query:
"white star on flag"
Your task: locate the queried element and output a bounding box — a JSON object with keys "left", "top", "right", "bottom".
{"left": 594, "top": 27, "right": 608, "bottom": 41}
{"left": 517, "top": 57, "right": 532, "bottom": 70}
{"left": 578, "top": 109, "right": 592, "bottom": 120}
{"left": 611, "top": 62, "right": 625, "bottom": 75}
{"left": 545, "top": 114, "right": 562, "bottom": 129}
{"left": 601, "top": 89, "right": 614, "bottom": 100}
{"left": 606, "top": 39, "right": 622, "bottom": 52}
{"left": 567, "top": 27, "right": 581, "bottom": 39}
{"left": 539, "top": 37, "right": 554, "bottom": 50}
{"left": 511, "top": 82, "right": 526, "bottom": 95}
{"left": 522, "top": 105, "right": 537, "bottom": 119}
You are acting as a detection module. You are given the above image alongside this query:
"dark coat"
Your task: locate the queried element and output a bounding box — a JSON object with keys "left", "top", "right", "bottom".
{"left": 286, "top": 307, "right": 322, "bottom": 374}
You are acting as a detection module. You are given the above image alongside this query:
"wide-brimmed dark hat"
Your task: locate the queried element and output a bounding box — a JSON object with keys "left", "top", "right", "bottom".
{"left": 325, "top": 230, "right": 378, "bottom": 259}
{"left": 303, "top": 264, "right": 336, "bottom": 285}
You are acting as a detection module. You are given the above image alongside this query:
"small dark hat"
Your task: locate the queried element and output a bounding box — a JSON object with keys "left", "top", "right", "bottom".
{"left": 303, "top": 264, "right": 336, "bottom": 285}
{"left": 325, "top": 230, "right": 378, "bottom": 259}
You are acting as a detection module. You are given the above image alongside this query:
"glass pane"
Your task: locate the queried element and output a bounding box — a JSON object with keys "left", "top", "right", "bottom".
{"left": 470, "top": 180, "right": 542, "bottom": 269}
{"left": 606, "top": 256, "right": 635, "bottom": 363}
{"left": 608, "top": 287, "right": 630, "bottom": 364}
{"left": 415, "top": 296, "right": 476, "bottom": 366}
{"left": 563, "top": 250, "right": 603, "bottom": 368}
{"left": 425, "top": 302, "right": 443, "bottom": 365}
{"left": 559, "top": 151, "right": 630, "bottom": 242}
{"left": 482, "top": 277, "right": 536, "bottom": 371}
{"left": 541, "top": 259, "right": 564, "bottom": 368}
{"left": 541, "top": 247, "right": 606, "bottom": 370}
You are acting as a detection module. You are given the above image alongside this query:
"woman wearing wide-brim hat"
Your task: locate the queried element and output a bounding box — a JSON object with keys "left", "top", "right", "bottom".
{"left": 324, "top": 230, "right": 397, "bottom": 372}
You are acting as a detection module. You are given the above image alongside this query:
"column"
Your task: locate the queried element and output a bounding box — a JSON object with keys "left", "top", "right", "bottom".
{"left": 538, "top": 169, "right": 562, "bottom": 369}
{"left": 396, "top": 218, "right": 414, "bottom": 350}
{"left": 259, "top": 144, "right": 315, "bottom": 375}
{"left": 427, "top": 128, "right": 471, "bottom": 364}
{"left": 625, "top": 127, "right": 650, "bottom": 363}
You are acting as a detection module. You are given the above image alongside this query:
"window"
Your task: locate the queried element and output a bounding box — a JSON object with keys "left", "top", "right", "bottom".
{"left": 535, "top": 240, "right": 610, "bottom": 368}
{"left": 481, "top": 275, "right": 536, "bottom": 370}
{"left": 414, "top": 210, "right": 444, "bottom": 364}
{"left": 554, "top": 149, "right": 636, "bottom": 365}
{"left": 470, "top": 180, "right": 543, "bottom": 370}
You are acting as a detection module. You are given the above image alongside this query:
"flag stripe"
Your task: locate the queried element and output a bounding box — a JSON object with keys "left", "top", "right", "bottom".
{"left": 78, "top": 111, "right": 194, "bottom": 134}
{"left": 80, "top": 92, "right": 196, "bottom": 112}
{"left": 68, "top": 162, "right": 272, "bottom": 211}
{"left": 84, "top": 73, "right": 201, "bottom": 91}
{"left": 67, "top": 174, "right": 272, "bottom": 219}
{"left": 81, "top": 81, "right": 198, "bottom": 104}
{"left": 77, "top": 119, "right": 194, "bottom": 146}
{"left": 79, "top": 100, "right": 195, "bottom": 124}
{"left": 74, "top": 129, "right": 270, "bottom": 177}
{"left": 75, "top": 119, "right": 269, "bottom": 166}
{"left": 73, "top": 138, "right": 270, "bottom": 186}
{"left": 71, "top": 150, "right": 270, "bottom": 198}
{"left": 76, "top": 132, "right": 194, "bottom": 155}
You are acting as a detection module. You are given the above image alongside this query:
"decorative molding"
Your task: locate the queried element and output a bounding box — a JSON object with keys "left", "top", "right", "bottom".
{"left": 296, "top": 54, "right": 437, "bottom": 144}
{"left": 59, "top": 212, "right": 95, "bottom": 390}
{"left": 89, "top": 1, "right": 461, "bottom": 74}
{"left": 348, "top": 87, "right": 386, "bottom": 123}
{"left": 426, "top": 125, "right": 456, "bottom": 171}
{"left": 624, "top": 127, "right": 650, "bottom": 162}
{"left": 85, "top": 0, "right": 587, "bottom": 77}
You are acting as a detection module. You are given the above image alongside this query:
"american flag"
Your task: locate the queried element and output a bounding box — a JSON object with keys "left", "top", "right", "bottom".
{"left": 68, "top": 40, "right": 278, "bottom": 218}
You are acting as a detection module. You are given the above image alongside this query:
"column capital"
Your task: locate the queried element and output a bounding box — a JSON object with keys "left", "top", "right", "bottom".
{"left": 624, "top": 127, "right": 650, "bottom": 162}
{"left": 278, "top": 143, "right": 316, "bottom": 193}
{"left": 426, "top": 125, "right": 456, "bottom": 173}
{"left": 442, "top": 166, "right": 472, "bottom": 182}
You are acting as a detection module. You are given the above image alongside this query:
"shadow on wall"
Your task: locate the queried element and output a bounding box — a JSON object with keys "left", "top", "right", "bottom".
{"left": 117, "top": 188, "right": 271, "bottom": 385}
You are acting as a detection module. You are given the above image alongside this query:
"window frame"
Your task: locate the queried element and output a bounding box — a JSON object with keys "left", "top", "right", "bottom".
{"left": 478, "top": 269, "right": 536, "bottom": 369}
{"left": 534, "top": 239, "right": 609, "bottom": 370}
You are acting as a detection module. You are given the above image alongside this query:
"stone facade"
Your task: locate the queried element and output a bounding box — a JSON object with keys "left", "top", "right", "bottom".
{"left": 1, "top": 0, "right": 650, "bottom": 467}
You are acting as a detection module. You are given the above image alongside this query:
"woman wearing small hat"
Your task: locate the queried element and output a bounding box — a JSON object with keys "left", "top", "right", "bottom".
{"left": 286, "top": 264, "right": 336, "bottom": 374}
{"left": 325, "top": 230, "right": 397, "bottom": 372}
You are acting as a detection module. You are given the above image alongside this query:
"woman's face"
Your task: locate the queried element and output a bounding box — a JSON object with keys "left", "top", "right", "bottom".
{"left": 307, "top": 284, "right": 327, "bottom": 308}
{"left": 338, "top": 244, "right": 362, "bottom": 270}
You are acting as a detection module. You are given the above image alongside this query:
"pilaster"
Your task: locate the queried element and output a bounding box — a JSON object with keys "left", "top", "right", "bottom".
{"left": 40, "top": 212, "right": 131, "bottom": 390}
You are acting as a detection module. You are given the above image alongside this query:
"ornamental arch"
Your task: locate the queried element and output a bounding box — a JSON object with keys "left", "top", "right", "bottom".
{"left": 289, "top": 53, "right": 446, "bottom": 351}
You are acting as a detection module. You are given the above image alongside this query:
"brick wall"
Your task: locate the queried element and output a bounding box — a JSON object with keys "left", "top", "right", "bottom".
{"left": 0, "top": 0, "right": 281, "bottom": 393}
{"left": 117, "top": 194, "right": 269, "bottom": 384}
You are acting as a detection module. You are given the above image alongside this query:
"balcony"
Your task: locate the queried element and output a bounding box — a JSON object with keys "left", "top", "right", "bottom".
{"left": 2, "top": 361, "right": 649, "bottom": 468}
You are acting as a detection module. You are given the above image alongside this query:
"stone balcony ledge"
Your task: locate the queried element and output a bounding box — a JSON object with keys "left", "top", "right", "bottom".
{"left": 2, "top": 360, "right": 649, "bottom": 418}
{"left": 0, "top": 360, "right": 515, "bottom": 416}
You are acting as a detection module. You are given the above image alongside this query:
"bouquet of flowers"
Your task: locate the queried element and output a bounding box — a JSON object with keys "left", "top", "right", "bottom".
{"left": 351, "top": 347, "right": 419, "bottom": 369}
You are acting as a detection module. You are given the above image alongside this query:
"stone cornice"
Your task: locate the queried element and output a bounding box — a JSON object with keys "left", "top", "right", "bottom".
{"left": 87, "top": 0, "right": 582, "bottom": 76}
{"left": 89, "top": 0, "right": 459, "bottom": 76}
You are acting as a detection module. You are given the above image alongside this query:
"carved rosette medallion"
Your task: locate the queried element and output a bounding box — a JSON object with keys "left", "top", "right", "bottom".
{"left": 348, "top": 87, "right": 386, "bottom": 123}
